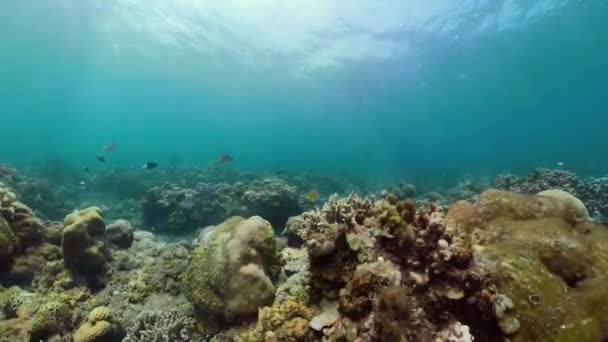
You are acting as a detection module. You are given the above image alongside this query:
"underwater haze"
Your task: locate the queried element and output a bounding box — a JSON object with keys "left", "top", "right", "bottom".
{"left": 1, "top": 0, "right": 607, "bottom": 181}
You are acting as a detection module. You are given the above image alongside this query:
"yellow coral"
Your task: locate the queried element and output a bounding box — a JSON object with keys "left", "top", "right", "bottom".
{"left": 239, "top": 296, "right": 314, "bottom": 342}
{"left": 74, "top": 321, "right": 113, "bottom": 342}
{"left": 73, "top": 306, "right": 120, "bottom": 342}
{"left": 88, "top": 306, "right": 112, "bottom": 323}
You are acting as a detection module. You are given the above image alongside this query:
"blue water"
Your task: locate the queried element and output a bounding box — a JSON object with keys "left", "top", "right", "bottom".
{"left": 1, "top": 0, "right": 607, "bottom": 183}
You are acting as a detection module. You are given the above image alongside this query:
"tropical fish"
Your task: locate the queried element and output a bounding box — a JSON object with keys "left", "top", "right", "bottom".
{"left": 142, "top": 161, "right": 158, "bottom": 169}
{"left": 557, "top": 161, "right": 565, "bottom": 167}
{"left": 103, "top": 142, "right": 117, "bottom": 151}
{"left": 307, "top": 191, "right": 318, "bottom": 201}
{"left": 217, "top": 154, "right": 234, "bottom": 163}
{"left": 96, "top": 155, "right": 106, "bottom": 163}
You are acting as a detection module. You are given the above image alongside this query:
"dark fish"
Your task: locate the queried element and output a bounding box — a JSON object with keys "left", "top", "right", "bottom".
{"left": 83, "top": 166, "right": 91, "bottom": 172}
{"left": 96, "top": 155, "right": 106, "bottom": 163}
{"left": 142, "top": 161, "right": 158, "bottom": 170}
{"left": 217, "top": 154, "right": 233, "bottom": 163}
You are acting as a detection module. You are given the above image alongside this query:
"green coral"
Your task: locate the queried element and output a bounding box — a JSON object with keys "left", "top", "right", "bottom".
{"left": 181, "top": 216, "right": 281, "bottom": 320}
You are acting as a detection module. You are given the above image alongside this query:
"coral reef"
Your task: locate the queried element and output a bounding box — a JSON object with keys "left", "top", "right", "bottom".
{"left": 62, "top": 207, "right": 111, "bottom": 289}
{"left": 284, "top": 193, "right": 497, "bottom": 340}
{"left": 237, "top": 296, "right": 315, "bottom": 341}
{"left": 0, "top": 183, "right": 44, "bottom": 253}
{"left": 495, "top": 168, "right": 608, "bottom": 220}
{"left": 181, "top": 216, "right": 282, "bottom": 321}
{"left": 142, "top": 179, "right": 301, "bottom": 234}
{"left": 123, "top": 310, "right": 204, "bottom": 342}
{"left": 447, "top": 188, "right": 608, "bottom": 341}
{"left": 2, "top": 164, "right": 608, "bottom": 342}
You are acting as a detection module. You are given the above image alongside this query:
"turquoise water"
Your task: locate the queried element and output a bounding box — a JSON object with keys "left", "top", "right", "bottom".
{"left": 1, "top": 0, "right": 607, "bottom": 182}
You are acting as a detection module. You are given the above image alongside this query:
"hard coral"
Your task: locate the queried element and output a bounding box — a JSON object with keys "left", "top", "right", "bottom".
{"left": 0, "top": 183, "right": 44, "bottom": 253}
{"left": 285, "top": 193, "right": 497, "bottom": 340}
{"left": 237, "top": 296, "right": 315, "bottom": 342}
{"left": 123, "top": 310, "right": 203, "bottom": 342}
{"left": 73, "top": 306, "right": 124, "bottom": 342}
{"left": 181, "top": 216, "right": 281, "bottom": 321}
{"left": 449, "top": 189, "right": 608, "bottom": 341}
{"left": 494, "top": 168, "right": 608, "bottom": 220}
{"left": 62, "top": 207, "right": 110, "bottom": 289}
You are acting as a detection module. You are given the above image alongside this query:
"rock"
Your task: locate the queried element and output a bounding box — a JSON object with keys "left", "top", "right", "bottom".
{"left": 73, "top": 306, "right": 124, "bottom": 342}
{"left": 106, "top": 219, "right": 134, "bottom": 249}
{"left": 180, "top": 216, "right": 281, "bottom": 320}
{"left": 62, "top": 207, "right": 110, "bottom": 289}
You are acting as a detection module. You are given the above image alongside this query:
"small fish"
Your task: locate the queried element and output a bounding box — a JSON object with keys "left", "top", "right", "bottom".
{"left": 217, "top": 154, "right": 233, "bottom": 163}
{"left": 79, "top": 181, "right": 86, "bottom": 186}
{"left": 557, "top": 162, "right": 565, "bottom": 167}
{"left": 307, "top": 191, "right": 318, "bottom": 201}
{"left": 96, "top": 155, "right": 106, "bottom": 163}
{"left": 103, "top": 142, "right": 117, "bottom": 151}
{"left": 142, "top": 161, "right": 158, "bottom": 170}
{"left": 83, "top": 166, "right": 91, "bottom": 173}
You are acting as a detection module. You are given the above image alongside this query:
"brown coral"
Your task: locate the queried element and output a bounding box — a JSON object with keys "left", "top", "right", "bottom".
{"left": 62, "top": 207, "right": 111, "bottom": 289}
{"left": 285, "top": 193, "right": 498, "bottom": 340}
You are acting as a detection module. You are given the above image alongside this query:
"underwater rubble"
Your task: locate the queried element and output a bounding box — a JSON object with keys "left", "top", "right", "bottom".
{"left": 1, "top": 164, "right": 608, "bottom": 341}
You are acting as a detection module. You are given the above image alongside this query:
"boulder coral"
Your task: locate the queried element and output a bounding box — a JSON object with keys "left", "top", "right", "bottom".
{"left": 180, "top": 216, "right": 282, "bottom": 321}
{"left": 73, "top": 306, "right": 125, "bottom": 342}
{"left": 448, "top": 189, "right": 608, "bottom": 341}
{"left": 62, "top": 207, "right": 111, "bottom": 289}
